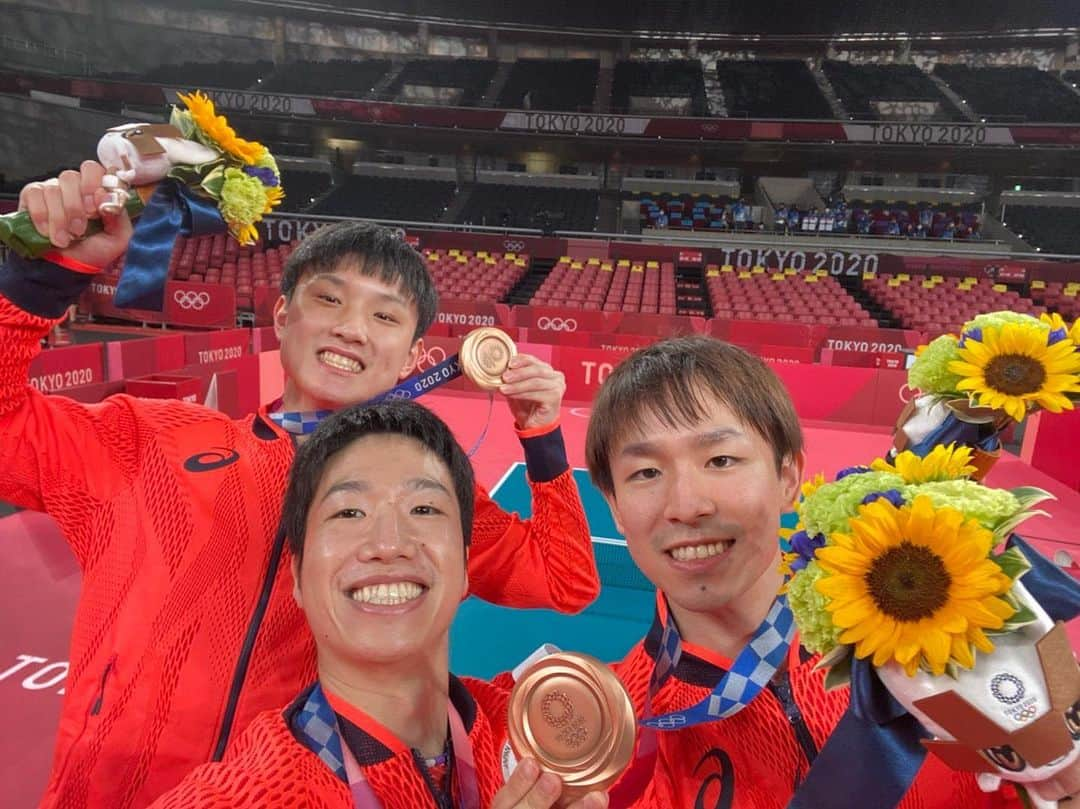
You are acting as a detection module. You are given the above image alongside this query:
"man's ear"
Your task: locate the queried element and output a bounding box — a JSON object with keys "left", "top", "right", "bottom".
{"left": 779, "top": 450, "right": 806, "bottom": 508}
{"left": 399, "top": 339, "right": 421, "bottom": 380}
{"left": 291, "top": 555, "right": 303, "bottom": 609}
{"left": 272, "top": 294, "right": 289, "bottom": 339}
{"left": 600, "top": 490, "right": 626, "bottom": 536}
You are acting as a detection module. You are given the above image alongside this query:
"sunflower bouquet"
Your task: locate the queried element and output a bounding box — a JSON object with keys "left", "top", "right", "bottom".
{"left": 892, "top": 311, "right": 1080, "bottom": 479}
{"left": 783, "top": 444, "right": 1080, "bottom": 800}
{"left": 0, "top": 90, "right": 283, "bottom": 309}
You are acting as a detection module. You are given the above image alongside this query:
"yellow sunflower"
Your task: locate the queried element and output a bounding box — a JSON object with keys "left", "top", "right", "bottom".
{"left": 178, "top": 91, "right": 268, "bottom": 166}
{"left": 948, "top": 322, "right": 1080, "bottom": 422}
{"left": 1072, "top": 318, "right": 1080, "bottom": 346}
{"left": 870, "top": 443, "right": 975, "bottom": 484}
{"left": 801, "top": 472, "right": 826, "bottom": 501}
{"left": 815, "top": 495, "right": 1014, "bottom": 676}
{"left": 1040, "top": 312, "right": 1069, "bottom": 335}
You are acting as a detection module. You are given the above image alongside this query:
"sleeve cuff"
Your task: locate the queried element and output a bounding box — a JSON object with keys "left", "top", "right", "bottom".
{"left": 518, "top": 423, "right": 569, "bottom": 483}
{"left": 0, "top": 253, "right": 96, "bottom": 318}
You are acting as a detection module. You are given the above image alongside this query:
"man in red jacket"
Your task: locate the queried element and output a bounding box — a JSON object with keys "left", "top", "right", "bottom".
{"left": 152, "top": 400, "right": 606, "bottom": 809}
{"left": 584, "top": 336, "right": 1047, "bottom": 808}
{"left": 3, "top": 162, "right": 598, "bottom": 808}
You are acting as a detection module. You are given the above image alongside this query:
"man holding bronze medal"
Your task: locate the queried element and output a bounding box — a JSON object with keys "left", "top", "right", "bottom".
{"left": 0, "top": 162, "right": 599, "bottom": 808}
{"left": 584, "top": 336, "right": 1024, "bottom": 809}
{"left": 151, "top": 400, "right": 610, "bottom": 809}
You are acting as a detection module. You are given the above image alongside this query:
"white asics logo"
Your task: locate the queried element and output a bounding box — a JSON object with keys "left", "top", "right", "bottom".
{"left": 173, "top": 290, "right": 211, "bottom": 310}
{"left": 537, "top": 316, "right": 578, "bottom": 332}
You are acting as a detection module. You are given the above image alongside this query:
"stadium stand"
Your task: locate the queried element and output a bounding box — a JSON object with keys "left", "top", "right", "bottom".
{"left": 260, "top": 60, "right": 390, "bottom": 97}
{"left": 309, "top": 176, "right": 457, "bottom": 222}
{"left": 276, "top": 169, "right": 332, "bottom": 213}
{"left": 707, "top": 267, "right": 875, "bottom": 326}
{"left": 422, "top": 248, "right": 531, "bottom": 301}
{"left": 845, "top": 199, "right": 981, "bottom": 239}
{"left": 529, "top": 257, "right": 681, "bottom": 314}
{"left": 1029, "top": 280, "right": 1080, "bottom": 319}
{"left": 97, "top": 60, "right": 273, "bottom": 89}
{"left": 1001, "top": 205, "right": 1080, "bottom": 254}
{"left": 715, "top": 59, "right": 833, "bottom": 119}
{"left": 863, "top": 274, "right": 1043, "bottom": 335}
{"left": 496, "top": 59, "right": 599, "bottom": 112}
{"left": 388, "top": 59, "right": 498, "bottom": 106}
{"left": 932, "top": 65, "right": 1080, "bottom": 123}
{"left": 457, "top": 185, "right": 599, "bottom": 232}
{"left": 821, "top": 60, "right": 963, "bottom": 121}
{"left": 611, "top": 60, "right": 709, "bottom": 116}
{"left": 631, "top": 192, "right": 743, "bottom": 231}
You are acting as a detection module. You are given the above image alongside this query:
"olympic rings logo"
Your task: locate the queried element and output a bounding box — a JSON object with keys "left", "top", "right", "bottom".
{"left": 415, "top": 345, "right": 447, "bottom": 372}
{"left": 537, "top": 316, "right": 578, "bottom": 332}
{"left": 504, "top": 239, "right": 526, "bottom": 252}
{"left": 1011, "top": 704, "right": 1038, "bottom": 722}
{"left": 173, "top": 290, "right": 211, "bottom": 310}
{"left": 652, "top": 715, "right": 687, "bottom": 729}
{"left": 386, "top": 389, "right": 412, "bottom": 400}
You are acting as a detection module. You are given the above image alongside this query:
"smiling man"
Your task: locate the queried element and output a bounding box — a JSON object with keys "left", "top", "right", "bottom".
{"left": 585, "top": 336, "right": 1016, "bottom": 809}
{"left": 151, "top": 401, "right": 607, "bottom": 809}
{"left": 0, "top": 162, "right": 598, "bottom": 808}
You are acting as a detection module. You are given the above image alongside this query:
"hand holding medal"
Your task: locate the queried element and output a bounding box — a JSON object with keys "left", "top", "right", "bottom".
{"left": 501, "top": 652, "right": 635, "bottom": 808}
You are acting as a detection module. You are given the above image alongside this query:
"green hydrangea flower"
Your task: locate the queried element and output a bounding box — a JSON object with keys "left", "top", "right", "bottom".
{"left": 256, "top": 151, "right": 280, "bottom": 178}
{"left": 799, "top": 471, "right": 906, "bottom": 538}
{"left": 909, "top": 334, "right": 964, "bottom": 394}
{"left": 903, "top": 479, "right": 1020, "bottom": 531}
{"left": 962, "top": 310, "right": 1044, "bottom": 335}
{"left": 219, "top": 168, "right": 269, "bottom": 226}
{"left": 788, "top": 561, "right": 844, "bottom": 656}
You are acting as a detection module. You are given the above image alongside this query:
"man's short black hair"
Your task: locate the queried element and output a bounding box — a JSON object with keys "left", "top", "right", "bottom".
{"left": 280, "top": 221, "right": 437, "bottom": 341}
{"left": 283, "top": 400, "right": 475, "bottom": 563}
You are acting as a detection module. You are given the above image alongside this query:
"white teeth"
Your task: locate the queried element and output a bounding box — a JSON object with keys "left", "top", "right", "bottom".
{"left": 669, "top": 542, "right": 731, "bottom": 562}
{"left": 319, "top": 351, "right": 362, "bottom": 373}
{"left": 349, "top": 581, "right": 424, "bottom": 605}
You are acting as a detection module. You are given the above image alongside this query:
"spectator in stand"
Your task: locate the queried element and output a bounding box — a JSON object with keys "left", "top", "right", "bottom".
{"left": 655, "top": 210, "right": 669, "bottom": 229}
{"left": 774, "top": 204, "right": 789, "bottom": 233}
{"left": 886, "top": 217, "right": 900, "bottom": 237}
{"left": 732, "top": 198, "right": 748, "bottom": 229}
{"left": 919, "top": 207, "right": 934, "bottom": 231}
{"left": 942, "top": 219, "right": 956, "bottom": 239}
{"left": 787, "top": 205, "right": 801, "bottom": 233}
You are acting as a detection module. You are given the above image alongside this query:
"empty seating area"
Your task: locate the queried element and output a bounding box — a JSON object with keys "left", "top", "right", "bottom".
{"left": 716, "top": 60, "right": 833, "bottom": 119}
{"left": 634, "top": 193, "right": 748, "bottom": 231}
{"left": 311, "top": 176, "right": 457, "bottom": 222}
{"left": 99, "top": 60, "right": 273, "bottom": 89}
{"left": 933, "top": 65, "right": 1080, "bottom": 123}
{"left": 1029, "top": 281, "right": 1080, "bottom": 319}
{"left": 260, "top": 60, "right": 390, "bottom": 97}
{"left": 531, "top": 258, "right": 682, "bottom": 314}
{"left": 389, "top": 59, "right": 497, "bottom": 106}
{"left": 822, "top": 61, "right": 961, "bottom": 121}
{"left": 611, "top": 60, "right": 708, "bottom": 116}
{"left": 846, "top": 199, "right": 981, "bottom": 239}
{"left": 1001, "top": 205, "right": 1080, "bottom": 254}
{"left": 277, "top": 170, "right": 332, "bottom": 212}
{"left": 863, "top": 274, "right": 1043, "bottom": 335}
{"left": 707, "top": 267, "right": 875, "bottom": 326}
{"left": 457, "top": 185, "right": 599, "bottom": 232}
{"left": 422, "top": 249, "right": 530, "bottom": 302}
{"left": 497, "top": 59, "right": 599, "bottom": 112}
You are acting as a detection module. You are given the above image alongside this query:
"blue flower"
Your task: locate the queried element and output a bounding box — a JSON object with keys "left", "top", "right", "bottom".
{"left": 1048, "top": 327, "right": 1068, "bottom": 346}
{"left": 959, "top": 327, "right": 982, "bottom": 347}
{"left": 243, "top": 166, "right": 279, "bottom": 187}
{"left": 835, "top": 466, "right": 871, "bottom": 480}
{"left": 860, "top": 489, "right": 906, "bottom": 508}
{"left": 790, "top": 530, "right": 826, "bottom": 567}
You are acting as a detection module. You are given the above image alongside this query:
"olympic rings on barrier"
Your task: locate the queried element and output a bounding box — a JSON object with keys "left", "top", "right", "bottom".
{"left": 536, "top": 316, "right": 578, "bottom": 332}
{"left": 503, "top": 239, "right": 526, "bottom": 252}
{"left": 173, "top": 290, "right": 211, "bottom": 310}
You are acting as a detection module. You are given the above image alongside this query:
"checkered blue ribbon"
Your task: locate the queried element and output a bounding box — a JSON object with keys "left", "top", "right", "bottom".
{"left": 269, "top": 354, "right": 464, "bottom": 436}
{"left": 641, "top": 594, "right": 796, "bottom": 730}
{"left": 294, "top": 682, "right": 348, "bottom": 779}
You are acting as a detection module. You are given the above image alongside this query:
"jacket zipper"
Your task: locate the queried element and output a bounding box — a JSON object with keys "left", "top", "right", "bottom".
{"left": 89, "top": 655, "right": 117, "bottom": 716}
{"left": 767, "top": 672, "right": 819, "bottom": 785}
{"left": 211, "top": 523, "right": 288, "bottom": 760}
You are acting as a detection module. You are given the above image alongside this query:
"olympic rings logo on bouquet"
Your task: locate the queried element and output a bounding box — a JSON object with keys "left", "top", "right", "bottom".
{"left": 173, "top": 290, "right": 211, "bottom": 310}
{"left": 536, "top": 317, "right": 578, "bottom": 332}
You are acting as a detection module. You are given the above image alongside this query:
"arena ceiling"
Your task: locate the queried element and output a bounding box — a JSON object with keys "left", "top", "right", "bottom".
{"left": 233, "top": 0, "right": 1080, "bottom": 39}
